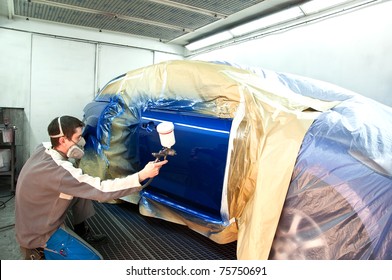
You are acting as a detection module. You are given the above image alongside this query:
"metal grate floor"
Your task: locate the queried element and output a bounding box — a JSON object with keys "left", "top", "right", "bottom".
{"left": 67, "top": 201, "right": 237, "bottom": 260}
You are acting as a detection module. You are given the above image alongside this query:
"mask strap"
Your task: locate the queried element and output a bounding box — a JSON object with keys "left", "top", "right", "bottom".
{"left": 49, "top": 116, "right": 65, "bottom": 138}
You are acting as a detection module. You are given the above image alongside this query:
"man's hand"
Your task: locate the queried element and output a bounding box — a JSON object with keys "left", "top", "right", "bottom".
{"left": 138, "top": 160, "right": 168, "bottom": 182}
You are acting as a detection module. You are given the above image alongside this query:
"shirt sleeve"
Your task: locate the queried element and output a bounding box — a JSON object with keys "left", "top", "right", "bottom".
{"left": 57, "top": 160, "right": 144, "bottom": 201}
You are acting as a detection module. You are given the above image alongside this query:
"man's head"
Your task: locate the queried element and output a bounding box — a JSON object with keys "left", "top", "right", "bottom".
{"left": 48, "top": 116, "right": 85, "bottom": 158}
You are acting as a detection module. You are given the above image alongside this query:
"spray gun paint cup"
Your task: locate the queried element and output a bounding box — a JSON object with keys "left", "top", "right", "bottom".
{"left": 157, "top": 121, "right": 175, "bottom": 148}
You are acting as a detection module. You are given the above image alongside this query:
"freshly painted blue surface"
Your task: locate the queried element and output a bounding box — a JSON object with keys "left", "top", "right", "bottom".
{"left": 139, "top": 109, "right": 232, "bottom": 222}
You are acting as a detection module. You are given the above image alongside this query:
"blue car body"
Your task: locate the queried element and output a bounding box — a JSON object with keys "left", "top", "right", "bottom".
{"left": 139, "top": 108, "right": 232, "bottom": 224}
{"left": 81, "top": 61, "right": 392, "bottom": 259}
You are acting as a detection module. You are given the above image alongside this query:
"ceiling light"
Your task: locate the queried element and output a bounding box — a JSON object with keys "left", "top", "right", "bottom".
{"left": 185, "top": 31, "right": 233, "bottom": 51}
{"left": 230, "top": 7, "right": 304, "bottom": 37}
{"left": 300, "top": 0, "right": 352, "bottom": 14}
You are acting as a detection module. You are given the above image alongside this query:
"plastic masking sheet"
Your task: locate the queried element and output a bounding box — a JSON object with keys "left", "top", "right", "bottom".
{"left": 81, "top": 60, "right": 341, "bottom": 259}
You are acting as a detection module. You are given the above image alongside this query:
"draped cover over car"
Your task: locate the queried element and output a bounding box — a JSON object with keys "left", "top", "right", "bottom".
{"left": 80, "top": 60, "right": 392, "bottom": 260}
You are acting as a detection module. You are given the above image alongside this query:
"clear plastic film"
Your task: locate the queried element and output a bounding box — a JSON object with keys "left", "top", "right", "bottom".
{"left": 269, "top": 96, "right": 392, "bottom": 260}
{"left": 80, "top": 60, "right": 391, "bottom": 259}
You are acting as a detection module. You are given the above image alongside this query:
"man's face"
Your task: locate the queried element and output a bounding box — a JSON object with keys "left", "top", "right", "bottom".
{"left": 69, "top": 127, "right": 83, "bottom": 146}
{"left": 62, "top": 127, "right": 84, "bottom": 158}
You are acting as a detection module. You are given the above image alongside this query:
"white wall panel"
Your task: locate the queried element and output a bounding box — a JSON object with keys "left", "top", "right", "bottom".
{"left": 30, "top": 35, "right": 95, "bottom": 152}
{"left": 154, "top": 52, "right": 183, "bottom": 64}
{"left": 97, "top": 44, "right": 153, "bottom": 92}
{"left": 0, "top": 29, "right": 31, "bottom": 108}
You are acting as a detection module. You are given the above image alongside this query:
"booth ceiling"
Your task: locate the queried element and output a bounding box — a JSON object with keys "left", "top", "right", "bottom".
{"left": 8, "top": 0, "right": 311, "bottom": 44}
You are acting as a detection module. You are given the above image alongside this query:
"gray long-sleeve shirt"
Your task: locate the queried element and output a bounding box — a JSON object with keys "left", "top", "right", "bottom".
{"left": 15, "top": 143, "right": 142, "bottom": 248}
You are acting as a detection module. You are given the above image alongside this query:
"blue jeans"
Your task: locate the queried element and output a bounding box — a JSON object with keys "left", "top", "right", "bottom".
{"left": 43, "top": 227, "right": 102, "bottom": 260}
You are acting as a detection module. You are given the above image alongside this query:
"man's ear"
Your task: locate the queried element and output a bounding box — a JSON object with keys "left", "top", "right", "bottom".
{"left": 58, "top": 136, "right": 67, "bottom": 145}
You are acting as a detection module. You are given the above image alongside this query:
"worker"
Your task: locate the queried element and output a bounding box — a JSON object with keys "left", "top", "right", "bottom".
{"left": 15, "top": 115, "right": 167, "bottom": 260}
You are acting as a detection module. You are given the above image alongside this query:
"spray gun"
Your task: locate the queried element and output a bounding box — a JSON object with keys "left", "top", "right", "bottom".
{"left": 152, "top": 121, "right": 177, "bottom": 161}
{"left": 152, "top": 147, "right": 176, "bottom": 161}
{"left": 142, "top": 121, "right": 176, "bottom": 187}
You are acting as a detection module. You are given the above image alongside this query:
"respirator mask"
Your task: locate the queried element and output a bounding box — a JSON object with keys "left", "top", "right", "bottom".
{"left": 66, "top": 137, "right": 86, "bottom": 159}
{"left": 49, "top": 116, "right": 86, "bottom": 159}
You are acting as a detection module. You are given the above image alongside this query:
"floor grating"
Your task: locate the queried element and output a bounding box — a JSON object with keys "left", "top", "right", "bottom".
{"left": 67, "top": 201, "right": 237, "bottom": 260}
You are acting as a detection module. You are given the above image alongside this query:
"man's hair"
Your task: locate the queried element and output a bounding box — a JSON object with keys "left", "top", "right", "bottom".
{"left": 47, "top": 116, "right": 85, "bottom": 147}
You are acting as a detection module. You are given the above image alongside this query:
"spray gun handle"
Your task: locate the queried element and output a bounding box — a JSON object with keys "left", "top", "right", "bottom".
{"left": 142, "top": 147, "right": 176, "bottom": 188}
